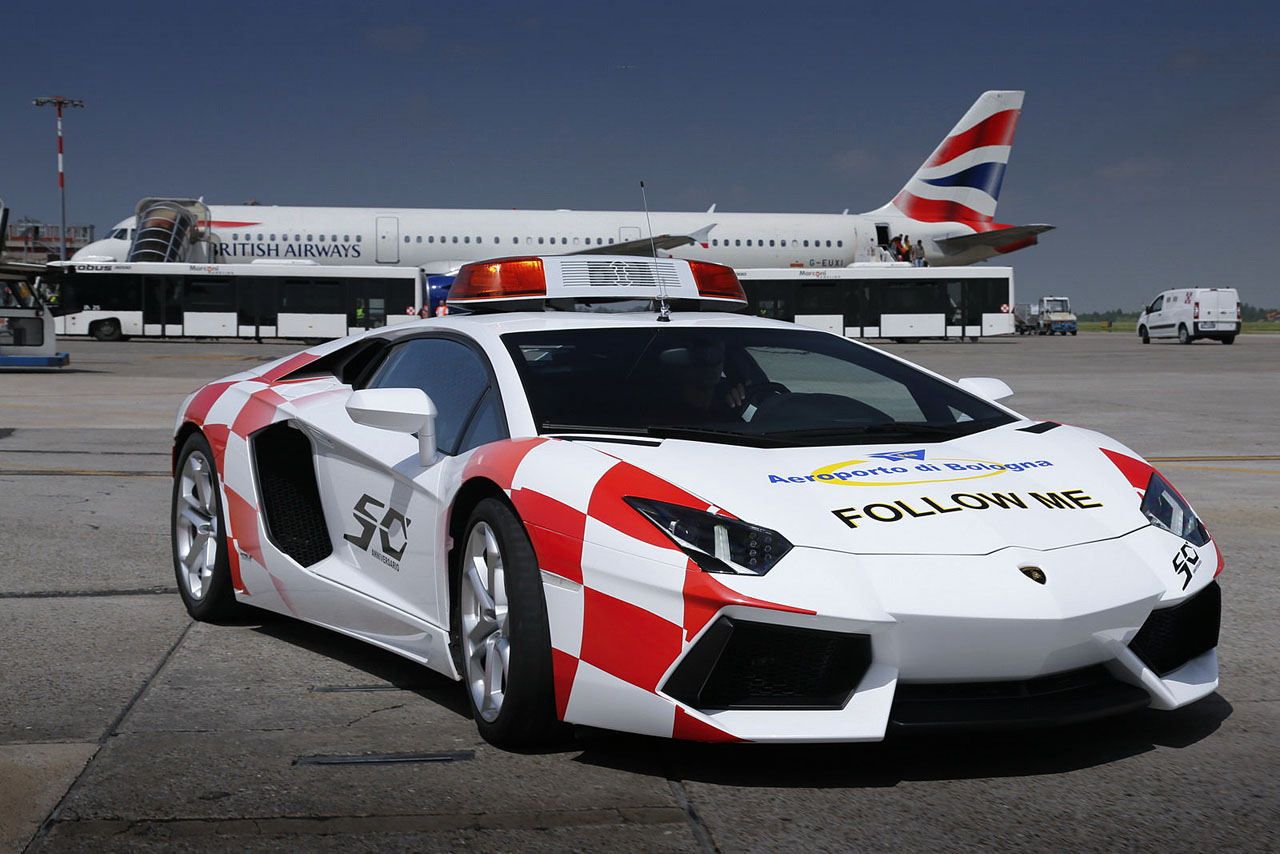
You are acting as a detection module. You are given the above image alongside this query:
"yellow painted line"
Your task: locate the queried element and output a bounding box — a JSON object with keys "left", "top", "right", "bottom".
{"left": 1149, "top": 455, "right": 1280, "bottom": 462}
{"left": 1160, "top": 464, "right": 1280, "bottom": 475}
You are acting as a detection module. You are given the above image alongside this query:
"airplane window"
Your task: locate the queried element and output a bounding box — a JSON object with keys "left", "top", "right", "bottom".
{"left": 475, "top": 236, "right": 481, "bottom": 244}
{"left": 803, "top": 240, "right": 810, "bottom": 247}
{"left": 746, "top": 240, "right": 752, "bottom": 247}
{"left": 307, "top": 234, "right": 314, "bottom": 241}
{"left": 494, "top": 237, "right": 500, "bottom": 244}
{"left": 356, "top": 235, "right": 362, "bottom": 242}
{"left": 270, "top": 234, "right": 276, "bottom": 241}
{"left": 256, "top": 233, "right": 263, "bottom": 241}
{"left": 344, "top": 235, "right": 350, "bottom": 242}
{"left": 403, "top": 236, "right": 409, "bottom": 243}
{"left": 573, "top": 238, "right": 580, "bottom": 246}
{"left": 295, "top": 235, "right": 301, "bottom": 241}
{"left": 464, "top": 236, "right": 471, "bottom": 244}
{"left": 512, "top": 237, "right": 518, "bottom": 244}
{"left": 416, "top": 236, "right": 423, "bottom": 243}
{"left": 331, "top": 235, "right": 337, "bottom": 242}
{"left": 826, "top": 240, "right": 832, "bottom": 247}
{"left": 837, "top": 240, "right": 843, "bottom": 247}
{"left": 452, "top": 236, "right": 458, "bottom": 243}
{"left": 429, "top": 236, "right": 435, "bottom": 243}
{"left": 232, "top": 234, "right": 239, "bottom": 241}
{"left": 735, "top": 239, "right": 741, "bottom": 247}
{"left": 526, "top": 237, "right": 532, "bottom": 244}
{"left": 320, "top": 234, "right": 327, "bottom": 242}
{"left": 608, "top": 238, "right": 614, "bottom": 244}
{"left": 538, "top": 237, "right": 545, "bottom": 245}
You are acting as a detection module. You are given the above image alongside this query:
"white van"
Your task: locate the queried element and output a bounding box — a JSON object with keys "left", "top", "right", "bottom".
{"left": 1137, "top": 288, "right": 1240, "bottom": 345}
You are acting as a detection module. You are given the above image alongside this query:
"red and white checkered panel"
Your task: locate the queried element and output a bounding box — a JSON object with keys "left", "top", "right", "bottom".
{"left": 464, "top": 437, "right": 814, "bottom": 741}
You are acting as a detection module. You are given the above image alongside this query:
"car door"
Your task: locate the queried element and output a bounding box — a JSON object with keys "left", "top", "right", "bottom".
{"left": 1146, "top": 293, "right": 1169, "bottom": 337}
{"left": 308, "top": 334, "right": 507, "bottom": 627}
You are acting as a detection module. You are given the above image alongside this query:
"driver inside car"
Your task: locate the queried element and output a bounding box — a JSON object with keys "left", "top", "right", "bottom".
{"left": 658, "top": 340, "right": 748, "bottom": 422}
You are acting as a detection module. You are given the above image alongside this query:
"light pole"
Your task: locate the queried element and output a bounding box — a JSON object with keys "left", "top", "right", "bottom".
{"left": 33, "top": 96, "right": 85, "bottom": 262}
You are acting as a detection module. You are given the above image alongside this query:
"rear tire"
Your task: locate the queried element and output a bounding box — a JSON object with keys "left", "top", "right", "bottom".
{"left": 454, "top": 497, "right": 559, "bottom": 748}
{"left": 1139, "top": 326, "right": 1149, "bottom": 344}
{"left": 172, "top": 432, "right": 243, "bottom": 621}
{"left": 91, "top": 318, "right": 123, "bottom": 342}
{"left": 1222, "top": 335, "right": 1236, "bottom": 345}
{"left": 1178, "top": 325, "right": 1192, "bottom": 345}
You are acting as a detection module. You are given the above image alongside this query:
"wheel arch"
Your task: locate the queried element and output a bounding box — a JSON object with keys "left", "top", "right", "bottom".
{"left": 173, "top": 421, "right": 205, "bottom": 475}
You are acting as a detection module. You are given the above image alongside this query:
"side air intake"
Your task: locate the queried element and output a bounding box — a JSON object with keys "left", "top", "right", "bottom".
{"left": 252, "top": 422, "right": 333, "bottom": 567}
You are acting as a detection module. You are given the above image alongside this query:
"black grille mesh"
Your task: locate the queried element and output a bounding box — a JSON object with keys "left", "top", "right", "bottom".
{"left": 664, "top": 618, "right": 871, "bottom": 710}
{"left": 1129, "top": 581, "right": 1221, "bottom": 676}
{"left": 254, "top": 424, "right": 333, "bottom": 567}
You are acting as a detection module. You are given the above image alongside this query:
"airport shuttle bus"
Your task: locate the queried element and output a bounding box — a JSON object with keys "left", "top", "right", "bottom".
{"left": 736, "top": 265, "right": 1015, "bottom": 341}
{"left": 43, "top": 262, "right": 428, "bottom": 340}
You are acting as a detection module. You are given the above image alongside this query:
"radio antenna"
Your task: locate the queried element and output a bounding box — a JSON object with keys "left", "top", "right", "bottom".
{"left": 640, "top": 180, "right": 671, "bottom": 322}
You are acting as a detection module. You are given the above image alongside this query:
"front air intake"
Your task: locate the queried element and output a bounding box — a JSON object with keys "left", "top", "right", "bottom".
{"left": 1129, "top": 581, "right": 1221, "bottom": 676}
{"left": 663, "top": 617, "right": 871, "bottom": 711}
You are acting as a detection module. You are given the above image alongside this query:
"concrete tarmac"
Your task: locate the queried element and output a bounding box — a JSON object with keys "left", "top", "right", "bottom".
{"left": 1, "top": 332, "right": 1276, "bottom": 852}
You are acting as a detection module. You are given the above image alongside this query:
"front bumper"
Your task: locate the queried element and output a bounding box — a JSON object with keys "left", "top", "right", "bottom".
{"left": 541, "top": 527, "right": 1221, "bottom": 742}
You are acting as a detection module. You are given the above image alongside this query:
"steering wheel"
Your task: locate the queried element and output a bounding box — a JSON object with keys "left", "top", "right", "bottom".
{"left": 729, "top": 381, "right": 789, "bottom": 419}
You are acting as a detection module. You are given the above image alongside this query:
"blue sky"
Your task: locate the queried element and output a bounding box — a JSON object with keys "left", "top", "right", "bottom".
{"left": 5, "top": 0, "right": 1277, "bottom": 310}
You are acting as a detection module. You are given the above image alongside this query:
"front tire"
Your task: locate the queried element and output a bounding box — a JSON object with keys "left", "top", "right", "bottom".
{"left": 172, "top": 432, "right": 242, "bottom": 620}
{"left": 1178, "top": 325, "right": 1192, "bottom": 345}
{"left": 455, "top": 498, "right": 558, "bottom": 748}
{"left": 1139, "top": 326, "right": 1150, "bottom": 344}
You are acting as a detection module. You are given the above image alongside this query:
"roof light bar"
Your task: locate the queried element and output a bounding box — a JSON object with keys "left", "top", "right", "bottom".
{"left": 448, "top": 257, "right": 547, "bottom": 303}
{"left": 688, "top": 261, "right": 747, "bottom": 302}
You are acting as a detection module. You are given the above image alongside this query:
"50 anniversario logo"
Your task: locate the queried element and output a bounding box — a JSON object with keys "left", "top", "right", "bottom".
{"left": 767, "top": 448, "right": 1054, "bottom": 487}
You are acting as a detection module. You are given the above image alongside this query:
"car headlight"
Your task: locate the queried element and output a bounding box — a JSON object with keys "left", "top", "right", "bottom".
{"left": 624, "top": 497, "right": 792, "bottom": 575}
{"left": 1141, "top": 472, "right": 1209, "bottom": 546}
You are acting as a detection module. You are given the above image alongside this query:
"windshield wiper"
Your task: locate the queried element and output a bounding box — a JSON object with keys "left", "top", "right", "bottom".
{"left": 764, "top": 421, "right": 991, "bottom": 439}
{"left": 646, "top": 425, "right": 792, "bottom": 447}
{"left": 540, "top": 422, "right": 649, "bottom": 436}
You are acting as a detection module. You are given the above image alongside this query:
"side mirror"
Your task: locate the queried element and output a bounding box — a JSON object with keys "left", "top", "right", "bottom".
{"left": 957, "top": 377, "right": 1014, "bottom": 402}
{"left": 345, "top": 387, "right": 439, "bottom": 467}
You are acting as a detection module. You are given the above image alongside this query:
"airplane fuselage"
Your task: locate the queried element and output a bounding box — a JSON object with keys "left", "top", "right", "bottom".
{"left": 80, "top": 205, "right": 1003, "bottom": 270}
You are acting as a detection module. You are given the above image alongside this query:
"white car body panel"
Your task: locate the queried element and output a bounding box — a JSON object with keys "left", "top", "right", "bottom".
{"left": 172, "top": 273, "right": 1222, "bottom": 742}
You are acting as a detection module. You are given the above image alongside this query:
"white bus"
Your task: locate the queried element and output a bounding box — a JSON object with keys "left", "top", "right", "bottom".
{"left": 737, "top": 264, "right": 1015, "bottom": 341}
{"left": 43, "top": 262, "right": 429, "bottom": 340}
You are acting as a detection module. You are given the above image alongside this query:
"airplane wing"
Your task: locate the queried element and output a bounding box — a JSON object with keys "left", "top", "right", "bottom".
{"left": 936, "top": 224, "right": 1055, "bottom": 253}
{"left": 571, "top": 224, "right": 717, "bottom": 257}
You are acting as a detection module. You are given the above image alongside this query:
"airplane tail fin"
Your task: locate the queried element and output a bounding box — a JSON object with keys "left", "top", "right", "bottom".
{"left": 870, "top": 90, "right": 1024, "bottom": 224}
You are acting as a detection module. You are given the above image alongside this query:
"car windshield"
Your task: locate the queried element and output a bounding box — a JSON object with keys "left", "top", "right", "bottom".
{"left": 503, "top": 326, "right": 1015, "bottom": 447}
{"left": 1044, "top": 299, "right": 1069, "bottom": 312}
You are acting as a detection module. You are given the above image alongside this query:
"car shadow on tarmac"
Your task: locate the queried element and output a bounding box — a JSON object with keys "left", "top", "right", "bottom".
{"left": 243, "top": 611, "right": 473, "bottom": 720}
{"left": 221, "top": 609, "right": 1232, "bottom": 782}
{"left": 569, "top": 696, "right": 1233, "bottom": 786}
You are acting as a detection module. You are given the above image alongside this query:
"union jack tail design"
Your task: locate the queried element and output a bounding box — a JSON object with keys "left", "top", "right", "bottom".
{"left": 873, "top": 90, "right": 1024, "bottom": 228}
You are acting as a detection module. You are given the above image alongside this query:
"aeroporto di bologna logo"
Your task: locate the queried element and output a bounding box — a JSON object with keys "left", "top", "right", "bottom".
{"left": 766, "top": 449, "right": 1054, "bottom": 487}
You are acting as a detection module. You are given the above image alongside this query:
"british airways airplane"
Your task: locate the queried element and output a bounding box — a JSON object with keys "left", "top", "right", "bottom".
{"left": 73, "top": 91, "right": 1051, "bottom": 271}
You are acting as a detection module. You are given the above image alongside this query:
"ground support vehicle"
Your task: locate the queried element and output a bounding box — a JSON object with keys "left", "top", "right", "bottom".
{"left": 1015, "top": 297, "right": 1076, "bottom": 335}
{"left": 171, "top": 255, "right": 1222, "bottom": 746}
{"left": 0, "top": 279, "right": 69, "bottom": 367}
{"left": 737, "top": 264, "right": 1014, "bottom": 342}
{"left": 1138, "top": 288, "right": 1240, "bottom": 345}
{"left": 43, "top": 261, "right": 426, "bottom": 341}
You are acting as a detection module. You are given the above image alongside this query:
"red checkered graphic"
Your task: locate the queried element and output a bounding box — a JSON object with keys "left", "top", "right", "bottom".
{"left": 579, "top": 587, "right": 684, "bottom": 692}
{"left": 222, "top": 487, "right": 261, "bottom": 590}
{"left": 261, "top": 351, "right": 322, "bottom": 383}
{"left": 486, "top": 441, "right": 813, "bottom": 740}
{"left": 231, "top": 388, "right": 289, "bottom": 438}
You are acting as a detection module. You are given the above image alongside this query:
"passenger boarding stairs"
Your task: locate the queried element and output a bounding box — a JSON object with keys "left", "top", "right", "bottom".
{"left": 127, "top": 199, "right": 212, "bottom": 263}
